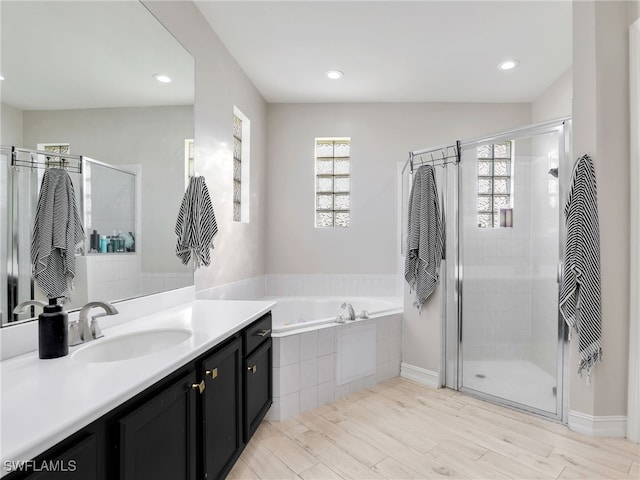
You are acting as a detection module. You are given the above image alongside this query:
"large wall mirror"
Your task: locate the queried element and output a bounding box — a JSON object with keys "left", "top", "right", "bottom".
{"left": 0, "top": 1, "right": 195, "bottom": 326}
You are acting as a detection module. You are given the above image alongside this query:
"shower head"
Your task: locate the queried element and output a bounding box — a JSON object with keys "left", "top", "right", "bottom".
{"left": 548, "top": 167, "right": 558, "bottom": 178}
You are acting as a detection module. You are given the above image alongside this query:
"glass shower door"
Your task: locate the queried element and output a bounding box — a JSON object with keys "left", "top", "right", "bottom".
{"left": 458, "top": 125, "right": 566, "bottom": 418}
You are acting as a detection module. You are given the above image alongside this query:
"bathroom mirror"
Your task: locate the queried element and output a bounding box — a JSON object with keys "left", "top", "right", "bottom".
{"left": 0, "top": 0, "right": 195, "bottom": 325}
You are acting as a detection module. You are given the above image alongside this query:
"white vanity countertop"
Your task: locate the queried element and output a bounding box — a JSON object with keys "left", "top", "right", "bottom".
{"left": 0, "top": 299, "right": 275, "bottom": 476}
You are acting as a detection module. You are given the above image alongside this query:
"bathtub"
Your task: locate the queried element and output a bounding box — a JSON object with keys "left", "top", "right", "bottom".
{"left": 266, "top": 296, "right": 403, "bottom": 335}
{"left": 264, "top": 296, "right": 403, "bottom": 422}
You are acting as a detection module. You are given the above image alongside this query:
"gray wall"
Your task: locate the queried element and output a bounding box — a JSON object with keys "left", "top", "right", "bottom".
{"left": 571, "top": 0, "right": 636, "bottom": 421}
{"left": 22, "top": 105, "right": 193, "bottom": 273}
{"left": 145, "top": 1, "right": 268, "bottom": 290}
{"left": 402, "top": 70, "right": 572, "bottom": 381}
{"left": 266, "top": 102, "right": 531, "bottom": 275}
{"left": 265, "top": 102, "right": 532, "bottom": 375}
{"left": 531, "top": 68, "right": 572, "bottom": 123}
{"left": 1, "top": 102, "right": 23, "bottom": 147}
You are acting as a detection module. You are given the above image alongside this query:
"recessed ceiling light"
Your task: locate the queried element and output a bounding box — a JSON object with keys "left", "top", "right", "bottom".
{"left": 326, "top": 70, "right": 344, "bottom": 80}
{"left": 153, "top": 74, "right": 172, "bottom": 84}
{"left": 0, "top": 74, "right": 5, "bottom": 81}
{"left": 497, "top": 60, "right": 519, "bottom": 71}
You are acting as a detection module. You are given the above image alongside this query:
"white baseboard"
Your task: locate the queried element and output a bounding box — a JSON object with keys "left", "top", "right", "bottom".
{"left": 400, "top": 362, "right": 440, "bottom": 389}
{"left": 568, "top": 410, "right": 628, "bottom": 438}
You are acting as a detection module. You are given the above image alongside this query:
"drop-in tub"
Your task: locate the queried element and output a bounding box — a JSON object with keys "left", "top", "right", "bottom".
{"left": 266, "top": 296, "right": 402, "bottom": 335}
{"left": 264, "top": 296, "right": 403, "bottom": 422}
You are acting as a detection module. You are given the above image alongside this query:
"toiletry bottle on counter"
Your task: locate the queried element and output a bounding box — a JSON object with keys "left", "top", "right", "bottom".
{"left": 100, "top": 235, "right": 108, "bottom": 253}
{"left": 39, "top": 298, "right": 68, "bottom": 359}
{"left": 90, "top": 230, "right": 100, "bottom": 252}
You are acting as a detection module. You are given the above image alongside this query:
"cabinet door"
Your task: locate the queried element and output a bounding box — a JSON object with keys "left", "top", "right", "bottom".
{"left": 9, "top": 433, "right": 99, "bottom": 480}
{"left": 202, "top": 337, "right": 243, "bottom": 480}
{"left": 244, "top": 338, "right": 272, "bottom": 441}
{"left": 118, "top": 371, "right": 197, "bottom": 480}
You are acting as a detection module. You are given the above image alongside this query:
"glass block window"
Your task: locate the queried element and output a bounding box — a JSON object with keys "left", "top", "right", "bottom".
{"left": 315, "top": 138, "right": 350, "bottom": 228}
{"left": 477, "top": 141, "right": 512, "bottom": 228}
{"left": 43, "top": 144, "right": 70, "bottom": 169}
{"left": 233, "top": 114, "right": 242, "bottom": 222}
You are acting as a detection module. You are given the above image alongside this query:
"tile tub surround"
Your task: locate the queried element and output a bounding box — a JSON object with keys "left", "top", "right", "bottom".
{"left": 267, "top": 313, "right": 402, "bottom": 421}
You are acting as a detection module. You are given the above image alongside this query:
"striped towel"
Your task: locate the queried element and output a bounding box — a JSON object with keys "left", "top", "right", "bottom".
{"left": 31, "top": 168, "right": 85, "bottom": 299}
{"left": 175, "top": 176, "right": 218, "bottom": 268}
{"left": 404, "top": 165, "right": 445, "bottom": 311}
{"left": 559, "top": 154, "right": 602, "bottom": 378}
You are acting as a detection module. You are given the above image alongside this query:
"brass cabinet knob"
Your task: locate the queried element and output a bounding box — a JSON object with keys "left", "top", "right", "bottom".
{"left": 205, "top": 368, "right": 218, "bottom": 380}
{"left": 247, "top": 365, "right": 257, "bottom": 374}
{"left": 257, "top": 328, "right": 271, "bottom": 337}
{"left": 191, "top": 380, "right": 205, "bottom": 394}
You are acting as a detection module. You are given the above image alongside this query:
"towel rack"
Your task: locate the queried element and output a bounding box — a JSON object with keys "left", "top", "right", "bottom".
{"left": 402, "top": 140, "right": 461, "bottom": 174}
{"left": 3, "top": 146, "right": 83, "bottom": 174}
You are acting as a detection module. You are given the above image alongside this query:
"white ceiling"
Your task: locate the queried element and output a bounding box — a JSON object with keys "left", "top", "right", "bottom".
{"left": 0, "top": 1, "right": 194, "bottom": 111}
{"left": 196, "top": 0, "right": 572, "bottom": 104}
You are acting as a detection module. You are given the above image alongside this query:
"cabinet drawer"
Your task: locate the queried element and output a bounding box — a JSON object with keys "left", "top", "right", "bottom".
{"left": 243, "top": 313, "right": 272, "bottom": 356}
{"left": 244, "top": 337, "right": 272, "bottom": 441}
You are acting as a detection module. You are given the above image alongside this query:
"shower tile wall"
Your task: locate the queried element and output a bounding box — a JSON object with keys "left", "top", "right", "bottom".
{"left": 462, "top": 144, "right": 533, "bottom": 363}
{"left": 529, "top": 134, "right": 560, "bottom": 377}
{"left": 462, "top": 133, "right": 560, "bottom": 385}
{"left": 88, "top": 166, "right": 136, "bottom": 239}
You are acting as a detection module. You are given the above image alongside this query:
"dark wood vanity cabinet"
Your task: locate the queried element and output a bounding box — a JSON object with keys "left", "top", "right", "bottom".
{"left": 201, "top": 337, "right": 244, "bottom": 480}
{"left": 4, "top": 313, "right": 272, "bottom": 480}
{"left": 242, "top": 313, "right": 273, "bottom": 442}
{"left": 117, "top": 371, "right": 198, "bottom": 480}
{"left": 3, "top": 427, "right": 103, "bottom": 480}
{"left": 244, "top": 337, "right": 273, "bottom": 441}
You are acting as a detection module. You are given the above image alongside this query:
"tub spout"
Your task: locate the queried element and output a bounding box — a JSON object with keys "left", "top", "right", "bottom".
{"left": 341, "top": 302, "right": 356, "bottom": 320}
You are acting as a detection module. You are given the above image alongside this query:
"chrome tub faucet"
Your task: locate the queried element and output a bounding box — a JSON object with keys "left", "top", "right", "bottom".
{"left": 341, "top": 302, "right": 356, "bottom": 321}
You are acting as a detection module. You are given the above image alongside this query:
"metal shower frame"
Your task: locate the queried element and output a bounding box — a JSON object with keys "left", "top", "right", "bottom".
{"left": 405, "top": 116, "right": 572, "bottom": 423}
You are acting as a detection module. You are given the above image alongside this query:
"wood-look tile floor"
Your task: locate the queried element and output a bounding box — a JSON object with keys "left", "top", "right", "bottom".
{"left": 229, "top": 378, "right": 640, "bottom": 480}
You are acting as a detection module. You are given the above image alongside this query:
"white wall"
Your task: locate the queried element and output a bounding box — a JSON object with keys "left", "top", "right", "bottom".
{"left": 572, "top": 0, "right": 631, "bottom": 426}
{"left": 144, "top": 1, "right": 268, "bottom": 292}
{"left": 0, "top": 102, "right": 23, "bottom": 147}
{"left": 531, "top": 68, "right": 573, "bottom": 123}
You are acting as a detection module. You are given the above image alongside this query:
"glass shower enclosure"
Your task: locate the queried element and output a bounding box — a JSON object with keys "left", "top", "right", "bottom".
{"left": 445, "top": 118, "right": 571, "bottom": 421}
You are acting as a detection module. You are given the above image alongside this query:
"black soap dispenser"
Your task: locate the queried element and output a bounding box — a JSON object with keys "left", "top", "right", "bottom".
{"left": 39, "top": 298, "right": 69, "bottom": 359}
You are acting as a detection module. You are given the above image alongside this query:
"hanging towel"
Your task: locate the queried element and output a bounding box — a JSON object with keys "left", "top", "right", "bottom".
{"left": 404, "top": 165, "right": 445, "bottom": 311}
{"left": 31, "top": 168, "right": 85, "bottom": 299}
{"left": 175, "top": 176, "right": 218, "bottom": 268}
{"left": 559, "top": 154, "right": 602, "bottom": 378}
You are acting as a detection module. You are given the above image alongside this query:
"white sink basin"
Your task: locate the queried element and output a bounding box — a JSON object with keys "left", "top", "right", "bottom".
{"left": 72, "top": 329, "right": 192, "bottom": 363}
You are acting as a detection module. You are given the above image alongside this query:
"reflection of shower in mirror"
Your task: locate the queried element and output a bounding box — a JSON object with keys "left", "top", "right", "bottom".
{"left": 0, "top": 0, "right": 195, "bottom": 327}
